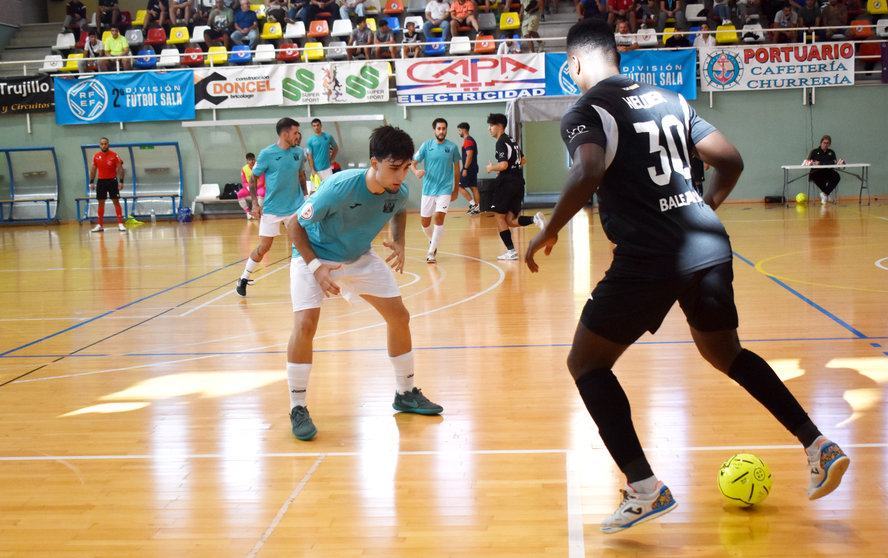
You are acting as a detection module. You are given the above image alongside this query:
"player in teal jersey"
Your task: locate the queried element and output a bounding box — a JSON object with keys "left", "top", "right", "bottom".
{"left": 411, "top": 118, "right": 461, "bottom": 263}
{"left": 305, "top": 118, "right": 339, "bottom": 189}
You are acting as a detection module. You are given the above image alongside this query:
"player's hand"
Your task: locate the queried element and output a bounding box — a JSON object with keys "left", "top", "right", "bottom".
{"left": 383, "top": 240, "right": 405, "bottom": 273}
{"left": 251, "top": 205, "right": 262, "bottom": 220}
{"left": 524, "top": 230, "right": 558, "bottom": 273}
{"left": 485, "top": 160, "right": 494, "bottom": 173}
{"left": 89, "top": 182, "right": 95, "bottom": 191}
{"left": 450, "top": 189, "right": 459, "bottom": 202}
{"left": 415, "top": 169, "right": 426, "bottom": 179}
{"left": 313, "top": 263, "right": 342, "bottom": 296}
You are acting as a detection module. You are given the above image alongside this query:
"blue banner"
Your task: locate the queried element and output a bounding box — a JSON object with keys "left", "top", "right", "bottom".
{"left": 53, "top": 71, "right": 194, "bottom": 125}
{"left": 544, "top": 53, "right": 580, "bottom": 96}
{"left": 619, "top": 49, "right": 697, "bottom": 100}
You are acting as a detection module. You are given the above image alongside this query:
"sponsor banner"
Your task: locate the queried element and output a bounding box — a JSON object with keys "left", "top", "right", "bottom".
{"left": 195, "top": 65, "right": 284, "bottom": 109}
{"left": 620, "top": 49, "right": 697, "bottom": 100}
{"left": 395, "top": 54, "right": 546, "bottom": 105}
{"left": 54, "top": 71, "right": 194, "bottom": 125}
{"left": 700, "top": 43, "right": 854, "bottom": 91}
{"left": 544, "top": 53, "right": 580, "bottom": 96}
{"left": 281, "top": 61, "right": 389, "bottom": 105}
{"left": 0, "top": 75, "right": 55, "bottom": 116}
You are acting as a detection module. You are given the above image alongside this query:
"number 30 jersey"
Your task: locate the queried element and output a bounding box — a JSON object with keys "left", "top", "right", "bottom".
{"left": 561, "top": 74, "right": 732, "bottom": 278}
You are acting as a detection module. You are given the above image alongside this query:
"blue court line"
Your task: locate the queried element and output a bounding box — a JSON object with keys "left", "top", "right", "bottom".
{"left": 0, "top": 259, "right": 245, "bottom": 358}
{"left": 732, "top": 251, "right": 869, "bottom": 340}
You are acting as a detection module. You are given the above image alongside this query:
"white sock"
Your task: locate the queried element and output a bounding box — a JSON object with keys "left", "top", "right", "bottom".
{"left": 258, "top": 197, "right": 264, "bottom": 207}
{"left": 241, "top": 257, "right": 259, "bottom": 279}
{"left": 806, "top": 435, "right": 828, "bottom": 457}
{"left": 237, "top": 198, "right": 249, "bottom": 211}
{"left": 390, "top": 352, "right": 415, "bottom": 394}
{"left": 287, "top": 362, "right": 312, "bottom": 410}
{"left": 629, "top": 475, "right": 658, "bottom": 495}
{"left": 429, "top": 224, "right": 444, "bottom": 253}
{"left": 421, "top": 225, "right": 433, "bottom": 240}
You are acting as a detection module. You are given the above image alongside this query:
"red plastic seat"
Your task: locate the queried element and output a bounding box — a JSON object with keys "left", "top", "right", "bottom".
{"left": 182, "top": 47, "right": 204, "bottom": 66}
{"left": 143, "top": 27, "right": 167, "bottom": 47}
{"left": 277, "top": 42, "right": 300, "bottom": 61}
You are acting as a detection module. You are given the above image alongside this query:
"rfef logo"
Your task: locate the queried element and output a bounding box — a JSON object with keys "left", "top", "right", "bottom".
{"left": 66, "top": 79, "right": 108, "bottom": 121}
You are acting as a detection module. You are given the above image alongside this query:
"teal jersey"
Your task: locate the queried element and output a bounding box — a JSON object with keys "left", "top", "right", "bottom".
{"left": 414, "top": 138, "right": 460, "bottom": 196}
{"left": 306, "top": 132, "right": 337, "bottom": 171}
{"left": 252, "top": 143, "right": 304, "bottom": 216}
{"left": 293, "top": 168, "right": 408, "bottom": 262}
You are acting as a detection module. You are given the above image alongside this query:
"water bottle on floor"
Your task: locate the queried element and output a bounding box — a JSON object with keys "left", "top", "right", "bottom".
{"left": 150, "top": 209, "right": 156, "bottom": 224}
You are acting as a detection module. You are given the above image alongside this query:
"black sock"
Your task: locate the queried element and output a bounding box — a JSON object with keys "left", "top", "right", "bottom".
{"left": 517, "top": 215, "right": 534, "bottom": 226}
{"left": 728, "top": 349, "right": 821, "bottom": 447}
{"left": 499, "top": 230, "right": 514, "bottom": 251}
{"left": 575, "top": 369, "right": 653, "bottom": 483}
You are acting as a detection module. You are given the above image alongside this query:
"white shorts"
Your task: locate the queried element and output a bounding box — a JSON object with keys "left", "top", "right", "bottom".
{"left": 420, "top": 194, "right": 451, "bottom": 218}
{"left": 258, "top": 212, "right": 293, "bottom": 238}
{"left": 290, "top": 249, "right": 402, "bottom": 311}
{"left": 317, "top": 167, "right": 334, "bottom": 181}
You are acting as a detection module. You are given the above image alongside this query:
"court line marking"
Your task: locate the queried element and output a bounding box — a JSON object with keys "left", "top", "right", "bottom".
{"left": 245, "top": 454, "right": 325, "bottom": 558}
{"left": 752, "top": 251, "right": 888, "bottom": 294}
{"left": 177, "top": 261, "right": 291, "bottom": 317}
{"left": 566, "top": 450, "right": 585, "bottom": 558}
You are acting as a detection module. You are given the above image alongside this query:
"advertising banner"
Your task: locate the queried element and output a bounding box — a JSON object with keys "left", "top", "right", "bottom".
{"left": 700, "top": 43, "right": 855, "bottom": 91}
{"left": 0, "top": 75, "right": 55, "bottom": 116}
{"left": 194, "top": 65, "right": 284, "bottom": 109}
{"left": 395, "top": 53, "right": 546, "bottom": 105}
{"left": 544, "top": 53, "right": 580, "bottom": 96}
{"left": 281, "top": 61, "right": 389, "bottom": 105}
{"left": 54, "top": 71, "right": 194, "bottom": 125}
{"left": 620, "top": 49, "right": 698, "bottom": 99}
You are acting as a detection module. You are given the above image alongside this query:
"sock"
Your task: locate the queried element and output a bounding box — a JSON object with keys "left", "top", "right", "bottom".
{"left": 114, "top": 204, "right": 123, "bottom": 223}
{"left": 286, "top": 362, "right": 311, "bottom": 410}
{"left": 429, "top": 224, "right": 444, "bottom": 253}
{"left": 728, "top": 349, "right": 821, "bottom": 448}
{"left": 499, "top": 230, "right": 514, "bottom": 251}
{"left": 258, "top": 196, "right": 264, "bottom": 207}
{"left": 517, "top": 215, "right": 534, "bottom": 226}
{"left": 241, "top": 257, "right": 259, "bottom": 280}
{"left": 97, "top": 203, "right": 105, "bottom": 226}
{"left": 629, "top": 475, "right": 658, "bottom": 494}
{"left": 238, "top": 198, "right": 249, "bottom": 211}
{"left": 390, "top": 352, "right": 415, "bottom": 394}
{"left": 422, "top": 224, "right": 433, "bottom": 240}
{"left": 575, "top": 369, "right": 653, "bottom": 483}
{"left": 805, "top": 435, "right": 828, "bottom": 457}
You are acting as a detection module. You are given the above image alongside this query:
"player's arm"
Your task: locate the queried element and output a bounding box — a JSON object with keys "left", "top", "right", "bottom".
{"left": 286, "top": 213, "right": 341, "bottom": 296}
{"left": 463, "top": 148, "right": 474, "bottom": 175}
{"left": 298, "top": 170, "right": 307, "bottom": 197}
{"left": 89, "top": 163, "right": 97, "bottom": 189}
{"left": 693, "top": 130, "right": 743, "bottom": 211}
{"left": 485, "top": 159, "right": 507, "bottom": 173}
{"left": 248, "top": 172, "right": 262, "bottom": 218}
{"left": 383, "top": 210, "right": 407, "bottom": 273}
{"left": 330, "top": 144, "right": 338, "bottom": 163}
{"left": 306, "top": 152, "right": 316, "bottom": 175}
{"left": 117, "top": 160, "right": 125, "bottom": 184}
{"left": 450, "top": 161, "right": 460, "bottom": 201}
{"left": 410, "top": 159, "right": 424, "bottom": 178}
{"left": 525, "top": 142, "right": 605, "bottom": 272}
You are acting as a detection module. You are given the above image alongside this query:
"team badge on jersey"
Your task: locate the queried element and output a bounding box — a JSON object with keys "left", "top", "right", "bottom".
{"left": 300, "top": 203, "right": 314, "bottom": 220}
{"left": 383, "top": 201, "right": 395, "bottom": 213}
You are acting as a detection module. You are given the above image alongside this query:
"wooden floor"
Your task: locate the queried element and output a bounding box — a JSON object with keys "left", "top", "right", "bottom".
{"left": 1, "top": 201, "right": 887, "bottom": 557}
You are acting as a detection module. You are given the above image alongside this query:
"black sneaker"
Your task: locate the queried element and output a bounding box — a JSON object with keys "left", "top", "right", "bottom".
{"left": 289, "top": 405, "right": 317, "bottom": 441}
{"left": 235, "top": 277, "right": 252, "bottom": 297}
{"left": 393, "top": 387, "right": 443, "bottom": 415}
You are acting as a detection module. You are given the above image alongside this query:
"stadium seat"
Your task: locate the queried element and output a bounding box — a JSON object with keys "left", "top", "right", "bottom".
{"left": 51, "top": 33, "right": 76, "bottom": 52}
{"left": 367, "top": 17, "right": 377, "bottom": 32}
{"left": 157, "top": 48, "right": 180, "bottom": 67}
{"left": 478, "top": 12, "right": 497, "bottom": 32}
{"left": 848, "top": 19, "right": 875, "bottom": 38}
{"left": 869, "top": 0, "right": 888, "bottom": 14}
{"left": 255, "top": 43, "right": 276, "bottom": 62}
{"left": 384, "top": 0, "right": 405, "bottom": 14}
{"left": 205, "top": 45, "right": 228, "bottom": 65}
{"left": 637, "top": 28, "right": 658, "bottom": 47}
{"left": 450, "top": 35, "right": 471, "bottom": 54}
{"left": 61, "top": 53, "right": 83, "bottom": 72}
{"left": 715, "top": 23, "right": 739, "bottom": 44}
{"left": 134, "top": 49, "right": 157, "bottom": 69}
{"left": 307, "top": 20, "right": 330, "bottom": 38}
{"left": 741, "top": 22, "right": 765, "bottom": 42}
{"left": 303, "top": 42, "right": 325, "bottom": 60}
{"left": 877, "top": 18, "right": 888, "bottom": 37}
{"left": 125, "top": 28, "right": 144, "bottom": 48}
{"left": 499, "top": 12, "right": 521, "bottom": 31}
{"left": 190, "top": 25, "right": 210, "bottom": 44}
{"left": 403, "top": 15, "right": 424, "bottom": 31}
{"left": 191, "top": 183, "right": 220, "bottom": 212}
{"left": 327, "top": 40, "right": 348, "bottom": 60}
{"left": 331, "top": 19, "right": 353, "bottom": 38}
{"left": 663, "top": 26, "right": 676, "bottom": 43}
{"left": 119, "top": 11, "right": 132, "bottom": 27}
{"left": 685, "top": 3, "right": 706, "bottom": 22}
{"left": 182, "top": 47, "right": 204, "bottom": 66}
{"left": 75, "top": 32, "right": 87, "bottom": 49}
{"left": 143, "top": 27, "right": 167, "bottom": 49}
{"left": 101, "top": 30, "right": 112, "bottom": 44}
{"left": 277, "top": 42, "right": 300, "bottom": 61}
{"left": 40, "top": 54, "right": 64, "bottom": 73}
{"left": 364, "top": 0, "right": 381, "bottom": 15}
{"left": 230, "top": 45, "right": 253, "bottom": 63}
{"left": 284, "top": 21, "right": 306, "bottom": 39}
{"left": 424, "top": 37, "right": 447, "bottom": 55}
{"left": 251, "top": 4, "right": 266, "bottom": 18}
{"left": 132, "top": 9, "right": 147, "bottom": 27}
{"left": 168, "top": 26, "right": 190, "bottom": 45}
{"left": 474, "top": 34, "right": 496, "bottom": 53}
{"left": 260, "top": 21, "right": 283, "bottom": 40}
{"left": 406, "top": 0, "right": 426, "bottom": 13}
{"left": 858, "top": 40, "right": 883, "bottom": 62}
{"left": 385, "top": 17, "right": 401, "bottom": 34}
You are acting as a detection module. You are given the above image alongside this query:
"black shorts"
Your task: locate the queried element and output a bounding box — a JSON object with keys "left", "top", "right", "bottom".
{"left": 490, "top": 173, "right": 524, "bottom": 216}
{"left": 460, "top": 170, "right": 478, "bottom": 189}
{"left": 580, "top": 261, "right": 739, "bottom": 345}
{"left": 205, "top": 28, "right": 228, "bottom": 40}
{"left": 95, "top": 178, "right": 120, "bottom": 200}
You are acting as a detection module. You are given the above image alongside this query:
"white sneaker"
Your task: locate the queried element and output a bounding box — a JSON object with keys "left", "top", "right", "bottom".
{"left": 426, "top": 250, "right": 437, "bottom": 263}
{"left": 497, "top": 249, "right": 518, "bottom": 261}
{"left": 533, "top": 211, "right": 547, "bottom": 230}
{"left": 118, "top": 223, "right": 127, "bottom": 231}
{"left": 246, "top": 212, "right": 254, "bottom": 220}
{"left": 820, "top": 192, "right": 829, "bottom": 205}
{"left": 91, "top": 224, "right": 104, "bottom": 233}
{"left": 807, "top": 438, "right": 850, "bottom": 500}
{"left": 600, "top": 481, "right": 677, "bottom": 534}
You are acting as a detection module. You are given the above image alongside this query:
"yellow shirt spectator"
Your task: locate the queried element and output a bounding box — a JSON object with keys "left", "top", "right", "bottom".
{"left": 104, "top": 33, "right": 129, "bottom": 56}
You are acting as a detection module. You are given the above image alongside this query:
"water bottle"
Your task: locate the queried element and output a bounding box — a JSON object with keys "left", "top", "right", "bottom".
{"left": 150, "top": 209, "right": 156, "bottom": 225}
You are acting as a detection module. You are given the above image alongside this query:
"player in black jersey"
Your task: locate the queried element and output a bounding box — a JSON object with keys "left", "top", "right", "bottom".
{"left": 484, "top": 113, "right": 546, "bottom": 261}
{"left": 525, "top": 18, "right": 849, "bottom": 534}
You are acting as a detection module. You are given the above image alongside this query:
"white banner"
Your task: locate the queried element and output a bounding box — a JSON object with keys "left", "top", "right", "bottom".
{"left": 394, "top": 53, "right": 546, "bottom": 105}
{"left": 194, "top": 65, "right": 284, "bottom": 109}
{"left": 280, "top": 61, "right": 389, "bottom": 105}
{"left": 700, "top": 43, "right": 855, "bottom": 91}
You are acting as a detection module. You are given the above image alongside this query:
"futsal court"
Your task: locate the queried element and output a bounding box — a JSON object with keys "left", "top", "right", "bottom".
{"left": 1, "top": 201, "right": 886, "bottom": 557}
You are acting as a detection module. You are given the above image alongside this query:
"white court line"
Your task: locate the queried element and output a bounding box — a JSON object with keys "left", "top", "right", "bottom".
{"left": 178, "top": 261, "right": 290, "bottom": 317}
{"left": 566, "top": 450, "right": 585, "bottom": 558}
{"left": 876, "top": 257, "right": 888, "bottom": 271}
{"left": 245, "top": 454, "right": 325, "bottom": 558}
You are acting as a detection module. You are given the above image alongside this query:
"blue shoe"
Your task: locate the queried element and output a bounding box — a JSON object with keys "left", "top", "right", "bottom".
{"left": 807, "top": 440, "right": 850, "bottom": 500}
{"left": 392, "top": 387, "right": 443, "bottom": 415}
{"left": 600, "top": 482, "right": 677, "bottom": 534}
{"left": 289, "top": 405, "right": 317, "bottom": 441}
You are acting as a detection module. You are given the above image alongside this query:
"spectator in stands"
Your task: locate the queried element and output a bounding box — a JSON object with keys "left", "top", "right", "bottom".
{"left": 339, "top": 0, "right": 368, "bottom": 20}
{"left": 232, "top": 0, "right": 260, "bottom": 49}
{"left": 608, "top": 0, "right": 638, "bottom": 31}
{"left": 636, "top": 0, "right": 657, "bottom": 28}
{"left": 657, "top": 0, "right": 686, "bottom": 32}
{"left": 708, "top": 0, "right": 732, "bottom": 25}
{"left": 450, "top": 0, "right": 480, "bottom": 36}
{"left": 302, "top": 0, "right": 338, "bottom": 29}
{"left": 693, "top": 21, "right": 716, "bottom": 47}
{"left": 307, "top": 119, "right": 339, "bottom": 184}
{"left": 265, "top": 0, "right": 288, "bottom": 21}
{"left": 144, "top": 0, "right": 171, "bottom": 30}
{"left": 205, "top": 0, "right": 234, "bottom": 48}
{"left": 819, "top": 0, "right": 847, "bottom": 40}
{"left": 347, "top": 17, "right": 373, "bottom": 59}
{"left": 288, "top": 0, "right": 310, "bottom": 22}
{"left": 374, "top": 18, "right": 398, "bottom": 58}
{"left": 771, "top": 3, "right": 800, "bottom": 42}
{"left": 402, "top": 19, "right": 423, "bottom": 57}
{"left": 80, "top": 30, "right": 104, "bottom": 72}
{"left": 808, "top": 135, "right": 843, "bottom": 204}
{"left": 614, "top": 18, "right": 639, "bottom": 50}
{"left": 96, "top": 0, "right": 120, "bottom": 32}
{"left": 578, "top": 0, "right": 607, "bottom": 20}
{"left": 737, "top": 0, "right": 764, "bottom": 23}
{"left": 424, "top": 0, "right": 453, "bottom": 41}
{"left": 665, "top": 29, "right": 690, "bottom": 45}
{"left": 844, "top": 0, "right": 863, "bottom": 20}
{"left": 62, "top": 0, "right": 88, "bottom": 38}
{"left": 520, "top": 0, "right": 543, "bottom": 51}
{"left": 103, "top": 26, "right": 132, "bottom": 70}
{"left": 172, "top": 0, "right": 196, "bottom": 24}
{"left": 89, "top": 137, "right": 127, "bottom": 233}
{"left": 237, "top": 152, "right": 266, "bottom": 220}
{"left": 797, "top": 0, "right": 820, "bottom": 29}
{"left": 496, "top": 35, "right": 522, "bottom": 53}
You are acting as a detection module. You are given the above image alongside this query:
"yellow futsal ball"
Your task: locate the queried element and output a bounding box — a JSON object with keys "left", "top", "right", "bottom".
{"left": 795, "top": 192, "right": 808, "bottom": 204}
{"left": 717, "top": 453, "right": 772, "bottom": 506}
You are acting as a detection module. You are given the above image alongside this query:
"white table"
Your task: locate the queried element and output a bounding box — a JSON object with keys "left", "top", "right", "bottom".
{"left": 781, "top": 163, "right": 870, "bottom": 205}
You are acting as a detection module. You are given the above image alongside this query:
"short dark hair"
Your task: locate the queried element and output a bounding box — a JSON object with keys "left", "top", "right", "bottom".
{"left": 88, "top": 29, "right": 97, "bottom": 37}
{"left": 276, "top": 117, "right": 299, "bottom": 135}
{"left": 246, "top": 152, "right": 255, "bottom": 159}
{"left": 566, "top": 18, "right": 619, "bottom": 65}
{"left": 369, "top": 125, "right": 415, "bottom": 164}
{"left": 457, "top": 122, "right": 470, "bottom": 131}
{"left": 432, "top": 117, "right": 448, "bottom": 129}
{"left": 486, "top": 113, "right": 507, "bottom": 128}
{"left": 311, "top": 118, "right": 321, "bottom": 125}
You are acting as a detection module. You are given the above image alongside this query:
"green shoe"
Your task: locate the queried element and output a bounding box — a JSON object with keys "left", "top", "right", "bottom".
{"left": 289, "top": 405, "right": 317, "bottom": 441}
{"left": 393, "top": 387, "right": 443, "bottom": 415}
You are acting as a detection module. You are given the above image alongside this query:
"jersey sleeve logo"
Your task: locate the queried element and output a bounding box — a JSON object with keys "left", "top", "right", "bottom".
{"left": 566, "top": 124, "right": 588, "bottom": 142}
{"left": 300, "top": 203, "right": 314, "bottom": 220}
